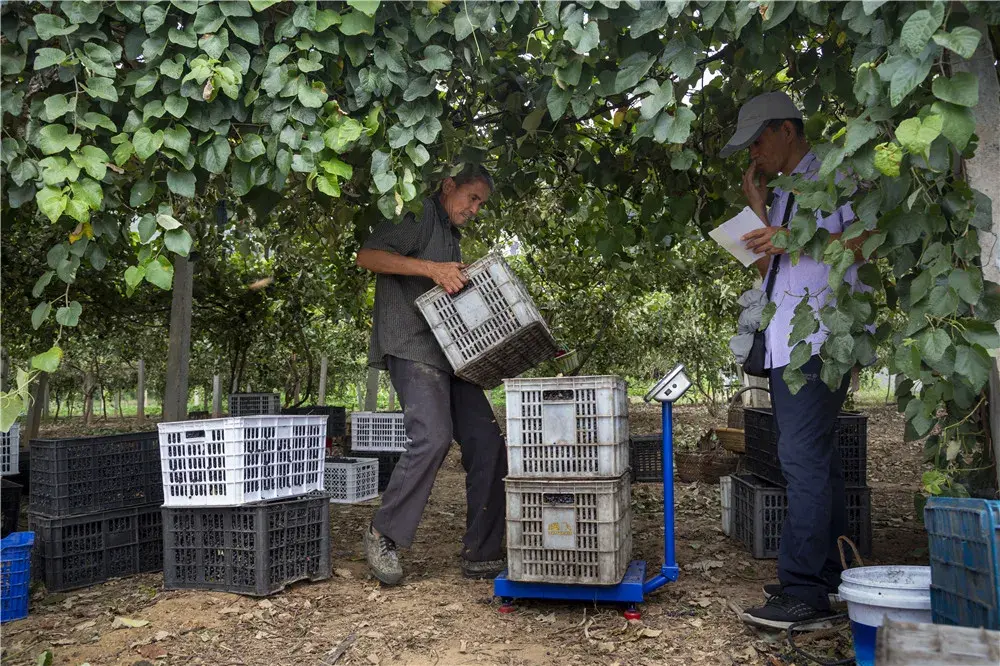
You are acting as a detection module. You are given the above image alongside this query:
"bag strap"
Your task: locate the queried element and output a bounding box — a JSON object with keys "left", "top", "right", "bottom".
{"left": 763, "top": 192, "right": 796, "bottom": 300}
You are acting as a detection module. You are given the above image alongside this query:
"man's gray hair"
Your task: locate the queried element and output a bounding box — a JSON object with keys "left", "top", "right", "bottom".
{"left": 447, "top": 163, "right": 495, "bottom": 192}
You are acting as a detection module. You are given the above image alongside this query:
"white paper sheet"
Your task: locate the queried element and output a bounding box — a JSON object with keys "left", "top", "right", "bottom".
{"left": 708, "top": 207, "right": 768, "bottom": 267}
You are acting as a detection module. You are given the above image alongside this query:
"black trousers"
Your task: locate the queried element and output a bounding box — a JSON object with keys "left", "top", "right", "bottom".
{"left": 770, "top": 355, "right": 850, "bottom": 611}
{"left": 372, "top": 356, "right": 507, "bottom": 562}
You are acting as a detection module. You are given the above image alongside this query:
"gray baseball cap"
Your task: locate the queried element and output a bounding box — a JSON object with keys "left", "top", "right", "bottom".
{"left": 719, "top": 91, "right": 803, "bottom": 158}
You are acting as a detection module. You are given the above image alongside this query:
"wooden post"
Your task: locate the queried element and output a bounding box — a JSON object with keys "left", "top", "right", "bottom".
{"left": 163, "top": 254, "right": 194, "bottom": 422}
{"left": 25, "top": 373, "right": 47, "bottom": 441}
{"left": 387, "top": 382, "right": 396, "bottom": 411}
{"left": 42, "top": 381, "right": 50, "bottom": 418}
{"left": 137, "top": 359, "right": 146, "bottom": 422}
{"left": 364, "top": 367, "right": 380, "bottom": 411}
{"left": 318, "top": 355, "right": 328, "bottom": 406}
{"left": 115, "top": 390, "right": 122, "bottom": 418}
{"left": 954, "top": 17, "right": 1000, "bottom": 491}
{"left": 212, "top": 374, "right": 222, "bottom": 417}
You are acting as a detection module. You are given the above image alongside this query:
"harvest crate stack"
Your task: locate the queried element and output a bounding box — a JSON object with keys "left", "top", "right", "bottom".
{"left": 729, "top": 408, "right": 872, "bottom": 558}
{"left": 348, "top": 411, "right": 408, "bottom": 492}
{"left": 503, "top": 376, "right": 632, "bottom": 586}
{"left": 158, "top": 415, "right": 331, "bottom": 595}
{"left": 27, "top": 432, "right": 164, "bottom": 592}
{"left": 228, "top": 392, "right": 281, "bottom": 417}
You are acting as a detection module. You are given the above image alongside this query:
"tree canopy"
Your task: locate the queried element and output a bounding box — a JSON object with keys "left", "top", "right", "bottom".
{"left": 2, "top": 0, "right": 999, "bottom": 494}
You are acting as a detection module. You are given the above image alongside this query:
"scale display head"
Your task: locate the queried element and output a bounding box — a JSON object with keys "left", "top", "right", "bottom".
{"left": 644, "top": 364, "right": 691, "bottom": 404}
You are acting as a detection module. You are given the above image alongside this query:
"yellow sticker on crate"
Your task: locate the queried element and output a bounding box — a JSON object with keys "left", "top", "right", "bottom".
{"left": 541, "top": 507, "right": 576, "bottom": 550}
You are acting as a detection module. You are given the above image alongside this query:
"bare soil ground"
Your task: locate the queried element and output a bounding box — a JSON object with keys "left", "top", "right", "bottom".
{"left": 2, "top": 400, "right": 924, "bottom": 666}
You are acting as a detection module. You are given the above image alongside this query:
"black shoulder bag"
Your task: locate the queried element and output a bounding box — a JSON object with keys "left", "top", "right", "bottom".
{"left": 741, "top": 193, "right": 796, "bottom": 378}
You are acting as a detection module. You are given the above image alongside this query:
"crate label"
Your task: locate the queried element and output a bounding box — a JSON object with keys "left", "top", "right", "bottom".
{"left": 542, "top": 507, "right": 576, "bottom": 550}
{"left": 453, "top": 290, "right": 491, "bottom": 330}
{"left": 542, "top": 403, "right": 575, "bottom": 444}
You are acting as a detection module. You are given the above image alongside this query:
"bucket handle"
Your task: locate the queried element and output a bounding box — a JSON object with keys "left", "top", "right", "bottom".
{"left": 837, "top": 535, "right": 864, "bottom": 570}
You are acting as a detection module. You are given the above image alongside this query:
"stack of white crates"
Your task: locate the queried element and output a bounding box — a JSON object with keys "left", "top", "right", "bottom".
{"left": 1, "top": 423, "right": 19, "bottom": 477}
{"left": 503, "top": 376, "right": 632, "bottom": 586}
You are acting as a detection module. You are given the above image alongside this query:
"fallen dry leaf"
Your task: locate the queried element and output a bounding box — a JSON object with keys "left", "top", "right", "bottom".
{"left": 598, "top": 641, "right": 615, "bottom": 653}
{"left": 367, "top": 653, "right": 380, "bottom": 665}
{"left": 219, "top": 605, "right": 241, "bottom": 615}
{"left": 639, "top": 628, "right": 663, "bottom": 638}
{"left": 535, "top": 613, "right": 556, "bottom": 623}
{"left": 73, "top": 620, "right": 97, "bottom": 632}
{"left": 334, "top": 568, "right": 354, "bottom": 579}
{"left": 112, "top": 617, "right": 150, "bottom": 629}
{"left": 443, "top": 602, "right": 463, "bottom": 612}
{"left": 258, "top": 600, "right": 273, "bottom": 609}
{"left": 137, "top": 644, "right": 167, "bottom": 660}
{"left": 153, "top": 631, "right": 172, "bottom": 642}
{"left": 459, "top": 640, "right": 467, "bottom": 653}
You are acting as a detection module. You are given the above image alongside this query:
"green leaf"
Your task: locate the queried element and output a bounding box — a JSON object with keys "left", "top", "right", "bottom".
{"left": 546, "top": 85, "right": 571, "bottom": 121}
{"left": 164, "top": 228, "right": 193, "bottom": 256}
{"left": 134, "top": 71, "right": 160, "bottom": 98}
{"left": 164, "top": 94, "right": 189, "bottom": 119}
{"left": 39, "top": 156, "right": 80, "bottom": 186}
{"left": 298, "top": 78, "right": 328, "bottom": 108}
{"left": 320, "top": 157, "right": 353, "bottom": 179}
{"left": 156, "top": 212, "right": 182, "bottom": 230}
{"left": 954, "top": 345, "right": 991, "bottom": 392}
{"left": 71, "top": 145, "right": 109, "bottom": 180}
{"left": 653, "top": 107, "right": 696, "bottom": 144}
{"left": 932, "top": 27, "right": 981, "bottom": 60}
{"left": 782, "top": 366, "right": 807, "bottom": 395}
{"left": 42, "top": 94, "right": 74, "bottom": 121}
{"left": 418, "top": 45, "right": 451, "bottom": 72}
{"left": 347, "top": 0, "right": 380, "bottom": 16}
{"left": 34, "top": 14, "right": 78, "bottom": 40}
{"left": 31, "top": 346, "right": 63, "bottom": 373}
{"left": 889, "top": 57, "right": 932, "bottom": 107}
{"left": 33, "top": 270, "right": 54, "bottom": 298}
{"left": 405, "top": 142, "right": 430, "bottom": 166}
{"left": 374, "top": 170, "right": 396, "bottom": 194}
{"left": 145, "top": 258, "right": 174, "bottom": 289}
{"left": 236, "top": 134, "right": 266, "bottom": 162}
{"left": 316, "top": 174, "right": 341, "bottom": 197}
{"left": 124, "top": 265, "right": 146, "bottom": 289}
{"left": 949, "top": 268, "right": 983, "bottom": 305}
{"left": 960, "top": 320, "right": 1000, "bottom": 349}
{"left": 36, "top": 186, "right": 68, "bottom": 222}
{"left": 163, "top": 126, "right": 192, "bottom": 154}
{"left": 566, "top": 20, "right": 599, "bottom": 55}
{"left": 919, "top": 328, "right": 951, "bottom": 363}
{"left": 932, "top": 72, "right": 979, "bottom": 107}
{"left": 323, "top": 118, "right": 363, "bottom": 152}
{"left": 201, "top": 135, "right": 232, "bottom": 174}
{"left": 403, "top": 76, "right": 436, "bottom": 102}
{"left": 1, "top": 394, "right": 24, "bottom": 434}
{"left": 32, "top": 302, "right": 51, "bottom": 330}
{"left": 874, "top": 142, "right": 902, "bottom": 177}
{"left": 630, "top": 3, "right": 670, "bottom": 38}
{"left": 896, "top": 115, "right": 942, "bottom": 159}
{"left": 56, "top": 254, "right": 79, "bottom": 283}
{"left": 789, "top": 297, "right": 820, "bottom": 343}
{"left": 340, "top": 10, "right": 375, "bottom": 35}
{"left": 788, "top": 339, "right": 812, "bottom": 370}
{"left": 132, "top": 127, "right": 164, "bottom": 161}
{"left": 931, "top": 101, "right": 975, "bottom": 151}
{"left": 38, "top": 124, "right": 82, "bottom": 155}
{"left": 826, "top": 334, "right": 855, "bottom": 364}
{"left": 82, "top": 76, "right": 119, "bottom": 102}
{"left": 614, "top": 53, "right": 655, "bottom": 94}
{"left": 894, "top": 342, "right": 922, "bottom": 377}
{"left": 228, "top": 16, "right": 261, "bottom": 42}
{"left": 34, "top": 47, "right": 68, "bottom": 70}
{"left": 638, "top": 80, "right": 673, "bottom": 121}
{"left": 167, "top": 170, "right": 196, "bottom": 198}
{"left": 315, "top": 9, "right": 342, "bottom": 31}
{"left": 70, "top": 178, "right": 102, "bottom": 210}
{"left": 55, "top": 301, "right": 82, "bottom": 327}
{"left": 899, "top": 6, "right": 944, "bottom": 56}
{"left": 137, "top": 214, "right": 157, "bottom": 243}
{"left": 844, "top": 119, "right": 879, "bottom": 155}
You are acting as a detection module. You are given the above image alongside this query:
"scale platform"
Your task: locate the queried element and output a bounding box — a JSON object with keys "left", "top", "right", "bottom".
{"left": 494, "top": 560, "right": 647, "bottom": 605}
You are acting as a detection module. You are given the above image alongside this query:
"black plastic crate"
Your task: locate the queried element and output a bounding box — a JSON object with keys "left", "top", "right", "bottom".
{"left": 29, "top": 431, "right": 162, "bottom": 517}
{"left": 350, "top": 449, "right": 401, "bottom": 492}
{"left": 743, "top": 408, "right": 868, "bottom": 487}
{"left": 629, "top": 434, "right": 663, "bottom": 483}
{"left": 730, "top": 473, "right": 871, "bottom": 559}
{"left": 162, "top": 493, "right": 331, "bottom": 596}
{"left": 30, "top": 505, "right": 163, "bottom": 591}
{"left": 282, "top": 406, "right": 347, "bottom": 439}
{"left": 2, "top": 478, "right": 22, "bottom": 538}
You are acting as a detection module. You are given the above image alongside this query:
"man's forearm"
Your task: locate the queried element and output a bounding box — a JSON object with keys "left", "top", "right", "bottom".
{"left": 356, "top": 248, "right": 432, "bottom": 278}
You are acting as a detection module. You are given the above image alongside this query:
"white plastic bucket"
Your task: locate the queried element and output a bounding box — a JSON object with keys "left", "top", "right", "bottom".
{"left": 838, "top": 566, "right": 931, "bottom": 666}
{"left": 719, "top": 475, "right": 733, "bottom": 536}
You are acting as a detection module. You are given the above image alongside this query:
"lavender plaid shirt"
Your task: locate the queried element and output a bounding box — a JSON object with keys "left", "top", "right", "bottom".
{"left": 764, "top": 152, "right": 862, "bottom": 370}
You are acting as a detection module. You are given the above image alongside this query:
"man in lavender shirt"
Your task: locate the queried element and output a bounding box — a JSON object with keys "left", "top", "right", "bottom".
{"left": 720, "top": 92, "right": 869, "bottom": 630}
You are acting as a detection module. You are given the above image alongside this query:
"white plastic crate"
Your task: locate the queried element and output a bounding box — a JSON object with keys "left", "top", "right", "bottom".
{"left": 157, "top": 415, "right": 326, "bottom": 507}
{"left": 228, "top": 393, "right": 281, "bottom": 417}
{"left": 324, "top": 457, "right": 379, "bottom": 504}
{"left": 505, "top": 474, "right": 632, "bottom": 585}
{"left": 1, "top": 423, "right": 19, "bottom": 476}
{"left": 350, "top": 412, "right": 409, "bottom": 452}
{"left": 505, "top": 376, "right": 629, "bottom": 478}
{"left": 415, "top": 253, "right": 559, "bottom": 389}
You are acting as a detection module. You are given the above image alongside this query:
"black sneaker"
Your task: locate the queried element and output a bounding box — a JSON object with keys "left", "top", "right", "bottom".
{"left": 742, "top": 593, "right": 837, "bottom": 630}
{"left": 763, "top": 583, "right": 842, "bottom": 605}
{"left": 461, "top": 557, "right": 506, "bottom": 579}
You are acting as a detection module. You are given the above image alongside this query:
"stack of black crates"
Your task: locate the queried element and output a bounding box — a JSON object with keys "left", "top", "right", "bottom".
{"left": 28, "top": 432, "right": 164, "bottom": 591}
{"left": 731, "top": 408, "right": 872, "bottom": 558}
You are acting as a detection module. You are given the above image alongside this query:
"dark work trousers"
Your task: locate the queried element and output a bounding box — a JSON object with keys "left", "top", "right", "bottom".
{"left": 769, "top": 355, "right": 850, "bottom": 611}
{"left": 372, "top": 356, "right": 507, "bottom": 562}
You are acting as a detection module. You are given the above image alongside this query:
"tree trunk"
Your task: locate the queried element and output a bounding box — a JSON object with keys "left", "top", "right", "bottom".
{"left": 24, "top": 373, "right": 47, "bottom": 441}
{"left": 83, "top": 370, "right": 95, "bottom": 426}
{"left": 364, "top": 368, "right": 380, "bottom": 411}
{"left": 137, "top": 359, "right": 146, "bottom": 423}
{"left": 100, "top": 384, "right": 108, "bottom": 420}
{"left": 356, "top": 381, "right": 364, "bottom": 411}
{"left": 163, "top": 254, "right": 194, "bottom": 422}
{"left": 954, "top": 17, "right": 1000, "bottom": 492}
{"left": 0, "top": 346, "right": 7, "bottom": 393}
{"left": 387, "top": 382, "right": 396, "bottom": 411}
{"left": 42, "top": 381, "right": 49, "bottom": 418}
{"left": 54, "top": 392, "right": 62, "bottom": 419}
{"left": 318, "top": 355, "right": 328, "bottom": 406}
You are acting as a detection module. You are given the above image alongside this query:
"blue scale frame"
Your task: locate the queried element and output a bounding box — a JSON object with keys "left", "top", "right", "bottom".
{"left": 494, "top": 401, "right": 680, "bottom": 607}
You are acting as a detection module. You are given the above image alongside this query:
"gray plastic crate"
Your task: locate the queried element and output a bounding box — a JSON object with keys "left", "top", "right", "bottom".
{"left": 30, "top": 505, "right": 163, "bottom": 592}
{"left": 30, "top": 432, "right": 162, "bottom": 517}
{"left": 730, "top": 474, "right": 871, "bottom": 559}
{"left": 162, "top": 494, "right": 331, "bottom": 596}
{"left": 416, "top": 253, "right": 559, "bottom": 389}
{"left": 228, "top": 393, "right": 281, "bottom": 416}
{"left": 282, "top": 406, "right": 347, "bottom": 439}
{"left": 505, "top": 474, "right": 631, "bottom": 585}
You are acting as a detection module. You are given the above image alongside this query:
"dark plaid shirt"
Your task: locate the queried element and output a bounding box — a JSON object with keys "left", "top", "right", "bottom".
{"left": 362, "top": 196, "right": 462, "bottom": 372}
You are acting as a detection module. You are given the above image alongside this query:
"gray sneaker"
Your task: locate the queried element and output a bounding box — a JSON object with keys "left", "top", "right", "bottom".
{"left": 364, "top": 524, "right": 403, "bottom": 585}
